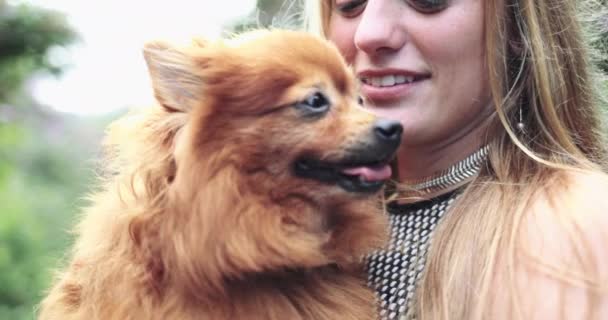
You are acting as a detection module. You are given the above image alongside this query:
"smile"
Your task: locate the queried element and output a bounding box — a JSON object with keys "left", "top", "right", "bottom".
{"left": 359, "top": 74, "right": 430, "bottom": 88}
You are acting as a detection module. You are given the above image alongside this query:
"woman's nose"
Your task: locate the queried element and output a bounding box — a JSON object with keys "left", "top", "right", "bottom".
{"left": 354, "top": 0, "right": 407, "bottom": 56}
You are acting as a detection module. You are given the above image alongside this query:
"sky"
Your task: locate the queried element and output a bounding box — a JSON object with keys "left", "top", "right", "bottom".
{"left": 11, "top": 0, "right": 257, "bottom": 115}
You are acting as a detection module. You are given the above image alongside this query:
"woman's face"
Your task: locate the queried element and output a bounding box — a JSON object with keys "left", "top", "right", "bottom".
{"left": 328, "top": 0, "right": 492, "bottom": 147}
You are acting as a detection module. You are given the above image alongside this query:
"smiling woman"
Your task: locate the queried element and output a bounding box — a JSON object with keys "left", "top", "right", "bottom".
{"left": 306, "top": 0, "right": 608, "bottom": 319}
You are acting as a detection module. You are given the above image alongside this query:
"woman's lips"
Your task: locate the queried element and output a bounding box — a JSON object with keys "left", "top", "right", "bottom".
{"left": 359, "top": 77, "right": 429, "bottom": 102}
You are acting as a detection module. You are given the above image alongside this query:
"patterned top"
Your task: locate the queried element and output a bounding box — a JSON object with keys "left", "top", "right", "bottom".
{"left": 365, "top": 189, "right": 461, "bottom": 320}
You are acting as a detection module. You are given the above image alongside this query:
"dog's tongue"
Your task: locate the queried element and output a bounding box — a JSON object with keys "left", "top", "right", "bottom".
{"left": 341, "top": 165, "right": 392, "bottom": 182}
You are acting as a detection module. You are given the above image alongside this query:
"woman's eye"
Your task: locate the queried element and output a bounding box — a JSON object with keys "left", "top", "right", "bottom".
{"left": 334, "top": 0, "right": 367, "bottom": 18}
{"left": 406, "top": 0, "right": 448, "bottom": 13}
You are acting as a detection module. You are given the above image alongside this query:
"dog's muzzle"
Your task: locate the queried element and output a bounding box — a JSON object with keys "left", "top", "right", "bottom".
{"left": 294, "top": 119, "right": 402, "bottom": 193}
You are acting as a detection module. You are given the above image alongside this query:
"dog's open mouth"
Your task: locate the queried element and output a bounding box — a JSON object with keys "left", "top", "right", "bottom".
{"left": 294, "top": 157, "right": 393, "bottom": 193}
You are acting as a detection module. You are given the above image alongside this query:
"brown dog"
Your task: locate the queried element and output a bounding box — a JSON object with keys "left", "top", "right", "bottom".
{"left": 38, "top": 30, "right": 402, "bottom": 320}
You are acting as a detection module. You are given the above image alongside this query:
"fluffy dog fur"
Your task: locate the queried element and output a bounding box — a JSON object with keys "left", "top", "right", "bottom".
{"left": 39, "top": 30, "right": 397, "bottom": 320}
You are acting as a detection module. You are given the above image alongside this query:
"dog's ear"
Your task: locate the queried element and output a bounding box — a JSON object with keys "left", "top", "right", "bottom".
{"left": 143, "top": 41, "right": 205, "bottom": 112}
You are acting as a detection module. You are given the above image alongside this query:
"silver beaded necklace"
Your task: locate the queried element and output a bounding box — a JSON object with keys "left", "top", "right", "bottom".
{"left": 397, "top": 145, "right": 490, "bottom": 196}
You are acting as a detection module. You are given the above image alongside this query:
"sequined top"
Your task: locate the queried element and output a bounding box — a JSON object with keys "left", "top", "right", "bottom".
{"left": 365, "top": 189, "right": 461, "bottom": 320}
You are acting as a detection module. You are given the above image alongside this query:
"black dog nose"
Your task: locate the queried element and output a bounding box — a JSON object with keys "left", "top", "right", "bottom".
{"left": 374, "top": 119, "right": 403, "bottom": 142}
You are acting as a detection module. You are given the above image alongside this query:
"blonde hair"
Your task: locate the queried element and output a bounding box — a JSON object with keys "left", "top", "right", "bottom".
{"left": 307, "top": 0, "right": 608, "bottom": 319}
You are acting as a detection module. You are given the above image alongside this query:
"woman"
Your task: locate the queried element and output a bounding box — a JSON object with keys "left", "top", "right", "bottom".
{"left": 306, "top": 0, "right": 608, "bottom": 319}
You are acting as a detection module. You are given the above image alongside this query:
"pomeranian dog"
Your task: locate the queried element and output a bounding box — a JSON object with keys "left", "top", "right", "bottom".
{"left": 39, "top": 30, "right": 402, "bottom": 320}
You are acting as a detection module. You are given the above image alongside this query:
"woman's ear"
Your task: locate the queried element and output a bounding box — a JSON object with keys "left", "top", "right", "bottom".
{"left": 143, "top": 41, "right": 207, "bottom": 112}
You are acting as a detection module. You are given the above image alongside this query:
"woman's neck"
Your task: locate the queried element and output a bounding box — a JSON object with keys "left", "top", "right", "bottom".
{"left": 396, "top": 113, "right": 491, "bottom": 182}
{"left": 389, "top": 141, "right": 489, "bottom": 203}
{"left": 397, "top": 139, "right": 486, "bottom": 182}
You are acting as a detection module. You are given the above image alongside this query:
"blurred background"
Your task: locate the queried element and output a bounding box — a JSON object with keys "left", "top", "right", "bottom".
{"left": 0, "top": 0, "right": 605, "bottom": 319}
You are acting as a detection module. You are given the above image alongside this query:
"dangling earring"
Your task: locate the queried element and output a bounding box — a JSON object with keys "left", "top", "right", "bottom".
{"left": 517, "top": 105, "right": 525, "bottom": 132}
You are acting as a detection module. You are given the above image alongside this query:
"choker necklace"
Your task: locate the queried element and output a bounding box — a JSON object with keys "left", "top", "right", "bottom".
{"left": 394, "top": 145, "right": 490, "bottom": 197}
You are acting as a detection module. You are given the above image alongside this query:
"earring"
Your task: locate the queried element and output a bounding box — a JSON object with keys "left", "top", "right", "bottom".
{"left": 517, "top": 105, "right": 525, "bottom": 132}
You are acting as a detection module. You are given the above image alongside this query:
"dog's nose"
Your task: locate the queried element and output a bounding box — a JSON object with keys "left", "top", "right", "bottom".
{"left": 373, "top": 119, "right": 403, "bottom": 142}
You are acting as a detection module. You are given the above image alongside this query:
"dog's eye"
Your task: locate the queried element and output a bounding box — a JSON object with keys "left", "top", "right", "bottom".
{"left": 305, "top": 92, "right": 329, "bottom": 110}
{"left": 295, "top": 92, "right": 330, "bottom": 116}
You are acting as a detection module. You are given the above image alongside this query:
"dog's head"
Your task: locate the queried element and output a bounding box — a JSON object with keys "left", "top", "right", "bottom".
{"left": 139, "top": 30, "right": 401, "bottom": 296}
{"left": 144, "top": 30, "right": 401, "bottom": 198}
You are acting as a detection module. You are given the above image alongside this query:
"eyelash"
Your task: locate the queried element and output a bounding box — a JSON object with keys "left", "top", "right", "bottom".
{"left": 334, "top": 0, "right": 366, "bottom": 17}
{"left": 408, "top": 0, "right": 448, "bottom": 13}
{"left": 334, "top": 0, "right": 448, "bottom": 17}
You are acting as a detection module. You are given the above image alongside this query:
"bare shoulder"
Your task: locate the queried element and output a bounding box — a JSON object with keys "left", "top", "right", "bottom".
{"left": 527, "top": 169, "right": 608, "bottom": 244}
{"left": 509, "top": 169, "right": 608, "bottom": 319}
{"left": 559, "top": 169, "right": 608, "bottom": 210}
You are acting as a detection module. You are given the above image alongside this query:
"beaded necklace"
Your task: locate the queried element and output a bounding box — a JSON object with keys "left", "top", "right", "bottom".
{"left": 396, "top": 145, "right": 489, "bottom": 197}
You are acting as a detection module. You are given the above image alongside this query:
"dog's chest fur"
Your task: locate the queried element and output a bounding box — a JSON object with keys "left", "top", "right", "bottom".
{"left": 173, "top": 268, "right": 377, "bottom": 320}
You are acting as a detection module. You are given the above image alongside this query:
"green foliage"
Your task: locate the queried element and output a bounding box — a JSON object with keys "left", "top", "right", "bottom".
{"left": 0, "top": 112, "right": 113, "bottom": 319}
{"left": 0, "top": 1, "right": 81, "bottom": 318}
{"left": 0, "top": 176, "right": 47, "bottom": 318}
{"left": 0, "top": 125, "right": 47, "bottom": 320}
{"left": 597, "top": 13, "right": 608, "bottom": 73}
{"left": 0, "top": 0, "right": 76, "bottom": 102}
{"left": 584, "top": 0, "right": 608, "bottom": 74}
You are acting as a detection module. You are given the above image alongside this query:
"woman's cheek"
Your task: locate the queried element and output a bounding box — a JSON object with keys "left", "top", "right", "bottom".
{"left": 328, "top": 17, "right": 358, "bottom": 63}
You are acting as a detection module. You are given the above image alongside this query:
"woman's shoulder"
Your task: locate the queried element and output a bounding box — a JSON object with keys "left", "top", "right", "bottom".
{"left": 507, "top": 168, "right": 608, "bottom": 319}
{"left": 556, "top": 168, "right": 608, "bottom": 204}
{"left": 525, "top": 168, "right": 608, "bottom": 264}
{"left": 529, "top": 168, "right": 608, "bottom": 228}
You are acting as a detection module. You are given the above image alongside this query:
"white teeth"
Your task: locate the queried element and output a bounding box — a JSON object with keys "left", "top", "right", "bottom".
{"left": 362, "top": 75, "right": 417, "bottom": 87}
{"left": 381, "top": 75, "right": 395, "bottom": 86}
{"left": 395, "top": 75, "right": 415, "bottom": 84}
